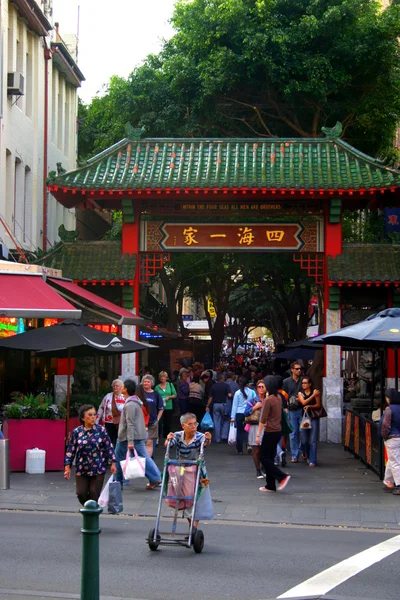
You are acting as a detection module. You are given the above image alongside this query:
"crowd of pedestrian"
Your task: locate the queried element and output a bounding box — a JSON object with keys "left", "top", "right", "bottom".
{"left": 64, "top": 353, "right": 329, "bottom": 505}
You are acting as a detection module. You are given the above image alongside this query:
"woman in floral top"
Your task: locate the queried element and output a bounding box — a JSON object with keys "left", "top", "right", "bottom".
{"left": 64, "top": 404, "right": 117, "bottom": 506}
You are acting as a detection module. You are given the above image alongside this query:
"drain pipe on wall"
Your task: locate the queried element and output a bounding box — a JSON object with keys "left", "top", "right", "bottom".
{"left": 42, "top": 37, "right": 52, "bottom": 251}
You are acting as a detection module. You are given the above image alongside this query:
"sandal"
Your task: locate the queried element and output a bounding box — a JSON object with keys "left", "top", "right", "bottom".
{"left": 291, "top": 458, "right": 298, "bottom": 463}
{"left": 301, "top": 453, "right": 308, "bottom": 461}
{"left": 259, "top": 486, "right": 276, "bottom": 493}
{"left": 392, "top": 488, "right": 400, "bottom": 495}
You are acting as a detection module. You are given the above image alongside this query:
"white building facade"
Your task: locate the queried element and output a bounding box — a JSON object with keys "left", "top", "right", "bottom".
{"left": 0, "top": 0, "right": 84, "bottom": 255}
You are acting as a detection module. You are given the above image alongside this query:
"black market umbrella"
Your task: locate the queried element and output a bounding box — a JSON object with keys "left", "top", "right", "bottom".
{"left": 274, "top": 348, "right": 319, "bottom": 360}
{"left": 312, "top": 308, "right": 400, "bottom": 391}
{"left": 0, "top": 320, "right": 156, "bottom": 441}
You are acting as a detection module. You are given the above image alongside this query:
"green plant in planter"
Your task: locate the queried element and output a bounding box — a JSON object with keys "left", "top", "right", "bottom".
{"left": 4, "top": 404, "right": 23, "bottom": 420}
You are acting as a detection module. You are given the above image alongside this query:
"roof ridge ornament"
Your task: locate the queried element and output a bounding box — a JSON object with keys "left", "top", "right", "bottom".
{"left": 321, "top": 122, "right": 343, "bottom": 139}
{"left": 125, "top": 123, "right": 146, "bottom": 140}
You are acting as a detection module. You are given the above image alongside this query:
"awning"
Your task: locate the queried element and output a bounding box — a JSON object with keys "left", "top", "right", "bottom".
{"left": 48, "top": 278, "right": 144, "bottom": 325}
{"left": 0, "top": 274, "right": 82, "bottom": 319}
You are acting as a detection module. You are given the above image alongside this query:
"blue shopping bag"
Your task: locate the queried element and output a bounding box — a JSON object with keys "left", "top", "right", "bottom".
{"left": 200, "top": 412, "right": 214, "bottom": 432}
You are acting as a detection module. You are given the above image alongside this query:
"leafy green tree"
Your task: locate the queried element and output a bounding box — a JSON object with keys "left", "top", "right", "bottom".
{"left": 79, "top": 0, "right": 400, "bottom": 159}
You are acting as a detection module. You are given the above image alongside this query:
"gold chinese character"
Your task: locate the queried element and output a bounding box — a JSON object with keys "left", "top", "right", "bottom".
{"left": 210, "top": 234, "right": 227, "bottom": 238}
{"left": 183, "top": 227, "right": 199, "bottom": 246}
{"left": 266, "top": 230, "right": 285, "bottom": 242}
{"left": 238, "top": 227, "right": 255, "bottom": 245}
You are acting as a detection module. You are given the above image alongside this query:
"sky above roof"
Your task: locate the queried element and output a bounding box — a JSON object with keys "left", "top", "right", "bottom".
{"left": 52, "top": 0, "right": 177, "bottom": 104}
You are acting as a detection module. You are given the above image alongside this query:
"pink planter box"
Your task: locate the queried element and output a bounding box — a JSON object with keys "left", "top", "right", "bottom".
{"left": 3, "top": 419, "right": 66, "bottom": 471}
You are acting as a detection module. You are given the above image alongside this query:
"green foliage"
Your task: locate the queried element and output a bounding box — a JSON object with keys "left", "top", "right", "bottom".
{"left": 103, "top": 210, "right": 123, "bottom": 240}
{"left": 4, "top": 394, "right": 67, "bottom": 420}
{"left": 79, "top": 0, "right": 400, "bottom": 160}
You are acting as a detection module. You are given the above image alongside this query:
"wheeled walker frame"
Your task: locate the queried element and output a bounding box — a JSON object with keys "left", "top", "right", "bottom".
{"left": 147, "top": 438, "right": 206, "bottom": 553}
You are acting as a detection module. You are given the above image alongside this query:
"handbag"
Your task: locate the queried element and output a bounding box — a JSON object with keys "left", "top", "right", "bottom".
{"left": 281, "top": 407, "right": 294, "bottom": 436}
{"left": 380, "top": 407, "right": 392, "bottom": 441}
{"left": 245, "top": 408, "right": 261, "bottom": 424}
{"left": 228, "top": 422, "right": 237, "bottom": 445}
{"left": 111, "top": 394, "right": 121, "bottom": 425}
{"left": 200, "top": 412, "right": 214, "bottom": 431}
{"left": 308, "top": 405, "right": 327, "bottom": 419}
{"left": 288, "top": 395, "right": 300, "bottom": 411}
{"left": 107, "top": 480, "right": 123, "bottom": 514}
{"left": 300, "top": 410, "right": 312, "bottom": 430}
{"left": 120, "top": 449, "right": 146, "bottom": 480}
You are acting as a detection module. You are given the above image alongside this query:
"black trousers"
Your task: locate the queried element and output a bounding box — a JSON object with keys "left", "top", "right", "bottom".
{"left": 260, "top": 431, "right": 286, "bottom": 491}
{"left": 75, "top": 474, "right": 105, "bottom": 506}
{"left": 188, "top": 401, "right": 205, "bottom": 425}
{"left": 161, "top": 409, "right": 173, "bottom": 438}
{"left": 105, "top": 422, "right": 118, "bottom": 447}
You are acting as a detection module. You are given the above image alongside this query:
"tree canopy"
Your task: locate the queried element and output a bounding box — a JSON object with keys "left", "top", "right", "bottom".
{"left": 79, "top": 0, "right": 400, "bottom": 160}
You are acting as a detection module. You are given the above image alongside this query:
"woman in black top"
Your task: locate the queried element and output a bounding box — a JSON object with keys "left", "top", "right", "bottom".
{"left": 297, "top": 377, "right": 322, "bottom": 467}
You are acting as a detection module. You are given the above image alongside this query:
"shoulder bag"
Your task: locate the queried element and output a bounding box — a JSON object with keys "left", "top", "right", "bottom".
{"left": 308, "top": 405, "right": 327, "bottom": 419}
{"left": 245, "top": 407, "right": 261, "bottom": 424}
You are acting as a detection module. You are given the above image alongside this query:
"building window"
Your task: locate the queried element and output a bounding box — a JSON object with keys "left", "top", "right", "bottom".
{"left": 26, "top": 34, "right": 33, "bottom": 118}
{"left": 24, "top": 166, "right": 32, "bottom": 243}
{"left": 13, "top": 158, "right": 22, "bottom": 236}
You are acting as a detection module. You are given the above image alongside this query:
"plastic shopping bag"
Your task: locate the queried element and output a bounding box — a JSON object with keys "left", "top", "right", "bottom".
{"left": 164, "top": 465, "right": 197, "bottom": 509}
{"left": 120, "top": 449, "right": 146, "bottom": 480}
{"left": 98, "top": 474, "right": 113, "bottom": 508}
{"left": 108, "top": 480, "right": 123, "bottom": 514}
{"left": 194, "top": 484, "right": 214, "bottom": 521}
{"left": 200, "top": 412, "right": 214, "bottom": 432}
{"left": 300, "top": 410, "right": 312, "bottom": 430}
{"left": 228, "top": 422, "right": 237, "bottom": 445}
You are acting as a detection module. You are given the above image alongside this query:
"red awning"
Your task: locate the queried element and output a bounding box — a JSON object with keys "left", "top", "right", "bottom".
{"left": 48, "top": 278, "right": 144, "bottom": 325}
{"left": 0, "top": 274, "right": 82, "bottom": 319}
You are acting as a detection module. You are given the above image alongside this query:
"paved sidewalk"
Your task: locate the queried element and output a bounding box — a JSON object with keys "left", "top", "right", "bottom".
{"left": 1, "top": 442, "right": 399, "bottom": 530}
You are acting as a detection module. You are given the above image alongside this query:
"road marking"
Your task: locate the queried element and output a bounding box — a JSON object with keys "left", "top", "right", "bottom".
{"left": 277, "top": 533, "right": 400, "bottom": 598}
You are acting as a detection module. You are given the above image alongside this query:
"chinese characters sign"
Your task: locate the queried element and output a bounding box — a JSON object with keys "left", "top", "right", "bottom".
{"left": 141, "top": 221, "right": 323, "bottom": 252}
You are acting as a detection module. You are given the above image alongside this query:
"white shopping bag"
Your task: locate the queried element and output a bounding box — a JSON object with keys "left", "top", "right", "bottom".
{"left": 228, "top": 422, "right": 237, "bottom": 445}
{"left": 98, "top": 474, "right": 113, "bottom": 507}
{"left": 120, "top": 449, "right": 146, "bottom": 480}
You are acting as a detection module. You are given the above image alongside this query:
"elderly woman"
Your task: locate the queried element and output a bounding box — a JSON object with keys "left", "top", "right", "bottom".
{"left": 138, "top": 374, "right": 164, "bottom": 458}
{"left": 95, "top": 378, "right": 125, "bottom": 446}
{"left": 64, "top": 404, "right": 117, "bottom": 505}
{"left": 155, "top": 371, "right": 177, "bottom": 439}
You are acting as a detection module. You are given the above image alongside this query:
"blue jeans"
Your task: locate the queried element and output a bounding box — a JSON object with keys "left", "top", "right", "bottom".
{"left": 300, "top": 418, "right": 319, "bottom": 465}
{"left": 288, "top": 408, "right": 303, "bottom": 460}
{"left": 213, "top": 403, "right": 230, "bottom": 443}
{"left": 115, "top": 439, "right": 161, "bottom": 486}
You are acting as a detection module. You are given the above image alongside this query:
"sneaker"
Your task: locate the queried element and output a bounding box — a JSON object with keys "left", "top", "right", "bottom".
{"left": 236, "top": 450, "right": 244, "bottom": 455}
{"left": 278, "top": 475, "right": 291, "bottom": 491}
{"left": 146, "top": 480, "right": 161, "bottom": 490}
{"left": 280, "top": 451, "right": 287, "bottom": 468}
{"left": 256, "top": 469, "right": 264, "bottom": 479}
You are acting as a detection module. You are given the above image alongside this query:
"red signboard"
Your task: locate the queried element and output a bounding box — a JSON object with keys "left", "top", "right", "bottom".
{"left": 141, "top": 220, "right": 323, "bottom": 252}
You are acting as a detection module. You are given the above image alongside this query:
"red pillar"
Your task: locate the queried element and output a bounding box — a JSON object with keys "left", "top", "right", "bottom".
{"left": 323, "top": 204, "right": 343, "bottom": 376}
{"left": 122, "top": 200, "right": 141, "bottom": 375}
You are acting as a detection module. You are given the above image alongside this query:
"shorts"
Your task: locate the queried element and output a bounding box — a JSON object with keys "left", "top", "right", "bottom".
{"left": 147, "top": 421, "right": 159, "bottom": 440}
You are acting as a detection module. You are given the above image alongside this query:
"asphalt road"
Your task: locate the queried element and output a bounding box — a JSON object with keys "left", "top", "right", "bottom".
{"left": 0, "top": 511, "right": 399, "bottom": 600}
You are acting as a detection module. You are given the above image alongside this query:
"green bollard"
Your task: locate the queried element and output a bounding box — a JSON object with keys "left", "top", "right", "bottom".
{"left": 80, "top": 500, "right": 103, "bottom": 600}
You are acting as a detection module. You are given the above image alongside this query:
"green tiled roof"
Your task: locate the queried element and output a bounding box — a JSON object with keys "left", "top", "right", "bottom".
{"left": 37, "top": 241, "right": 136, "bottom": 281}
{"left": 328, "top": 245, "right": 400, "bottom": 282}
{"left": 48, "top": 133, "right": 400, "bottom": 191}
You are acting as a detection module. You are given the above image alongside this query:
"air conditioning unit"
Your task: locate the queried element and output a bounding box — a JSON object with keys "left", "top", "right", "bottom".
{"left": 7, "top": 72, "right": 25, "bottom": 96}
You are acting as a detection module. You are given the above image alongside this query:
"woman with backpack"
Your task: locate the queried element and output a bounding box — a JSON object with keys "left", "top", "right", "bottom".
{"left": 114, "top": 379, "right": 161, "bottom": 490}
{"left": 381, "top": 388, "right": 400, "bottom": 494}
